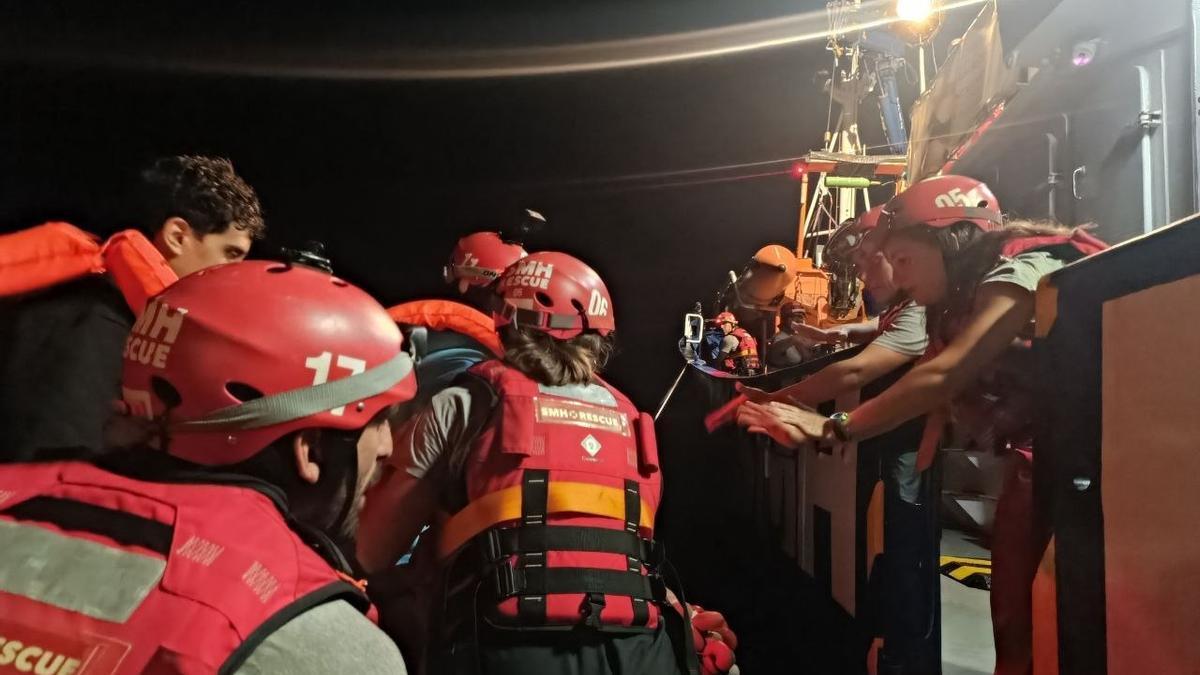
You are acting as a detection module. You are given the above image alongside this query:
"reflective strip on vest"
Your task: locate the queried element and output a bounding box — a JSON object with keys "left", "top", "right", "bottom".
{"left": 0, "top": 519, "right": 164, "bottom": 622}
{"left": 438, "top": 481, "right": 655, "bottom": 559}
{"left": 537, "top": 382, "right": 618, "bottom": 408}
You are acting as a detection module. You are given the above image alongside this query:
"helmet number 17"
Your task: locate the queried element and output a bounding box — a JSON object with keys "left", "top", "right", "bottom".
{"left": 305, "top": 352, "right": 367, "bottom": 416}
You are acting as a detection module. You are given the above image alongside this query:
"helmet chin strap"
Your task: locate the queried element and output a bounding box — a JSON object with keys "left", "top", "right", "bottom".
{"left": 298, "top": 427, "right": 363, "bottom": 543}
{"left": 327, "top": 431, "right": 363, "bottom": 541}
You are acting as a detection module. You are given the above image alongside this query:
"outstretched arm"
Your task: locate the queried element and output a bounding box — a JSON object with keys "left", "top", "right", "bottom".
{"left": 739, "top": 284, "right": 1033, "bottom": 446}
{"left": 771, "top": 344, "right": 914, "bottom": 406}
{"left": 846, "top": 283, "right": 1033, "bottom": 440}
{"left": 788, "top": 317, "right": 879, "bottom": 346}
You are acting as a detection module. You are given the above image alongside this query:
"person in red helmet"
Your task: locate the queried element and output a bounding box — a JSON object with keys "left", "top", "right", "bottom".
{"left": 743, "top": 205, "right": 931, "bottom": 397}
{"left": 0, "top": 155, "right": 266, "bottom": 463}
{"left": 444, "top": 225, "right": 534, "bottom": 307}
{"left": 374, "top": 225, "right": 531, "bottom": 662}
{"left": 732, "top": 204, "right": 936, "bottom": 673}
{"left": 737, "top": 175, "right": 1106, "bottom": 675}
{"left": 0, "top": 261, "right": 415, "bottom": 674}
{"left": 360, "top": 252, "right": 733, "bottom": 675}
{"left": 390, "top": 225, "right": 531, "bottom": 405}
{"left": 714, "top": 311, "right": 760, "bottom": 376}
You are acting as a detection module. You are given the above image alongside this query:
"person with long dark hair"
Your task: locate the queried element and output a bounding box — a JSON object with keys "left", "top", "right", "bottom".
{"left": 737, "top": 175, "right": 1106, "bottom": 675}
{"left": 360, "top": 252, "right": 734, "bottom": 675}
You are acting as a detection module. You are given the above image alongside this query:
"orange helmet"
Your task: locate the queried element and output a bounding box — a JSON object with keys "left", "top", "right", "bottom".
{"left": 752, "top": 244, "right": 799, "bottom": 276}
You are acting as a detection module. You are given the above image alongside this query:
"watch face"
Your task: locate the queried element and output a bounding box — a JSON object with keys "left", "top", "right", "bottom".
{"left": 828, "top": 413, "right": 851, "bottom": 441}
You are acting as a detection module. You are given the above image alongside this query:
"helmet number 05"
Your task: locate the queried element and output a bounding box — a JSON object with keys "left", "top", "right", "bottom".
{"left": 934, "top": 187, "right": 984, "bottom": 208}
{"left": 304, "top": 351, "right": 366, "bottom": 416}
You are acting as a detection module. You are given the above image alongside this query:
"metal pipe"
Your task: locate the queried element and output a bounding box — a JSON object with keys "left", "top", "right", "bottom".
{"left": 654, "top": 365, "right": 690, "bottom": 421}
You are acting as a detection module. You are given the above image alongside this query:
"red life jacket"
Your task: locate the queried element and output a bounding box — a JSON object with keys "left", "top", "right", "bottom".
{"left": 915, "top": 230, "right": 1109, "bottom": 470}
{"left": 0, "top": 222, "right": 177, "bottom": 315}
{"left": 386, "top": 299, "right": 504, "bottom": 358}
{"left": 436, "top": 360, "right": 665, "bottom": 632}
{"left": 0, "top": 461, "right": 372, "bottom": 674}
{"left": 999, "top": 228, "right": 1108, "bottom": 259}
{"left": 722, "top": 327, "right": 760, "bottom": 373}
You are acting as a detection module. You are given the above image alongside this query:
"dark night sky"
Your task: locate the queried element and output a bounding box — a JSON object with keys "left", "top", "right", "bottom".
{"left": 0, "top": 1, "right": 952, "bottom": 407}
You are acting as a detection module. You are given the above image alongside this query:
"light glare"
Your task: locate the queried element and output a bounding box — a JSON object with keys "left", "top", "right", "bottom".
{"left": 896, "top": 0, "right": 935, "bottom": 22}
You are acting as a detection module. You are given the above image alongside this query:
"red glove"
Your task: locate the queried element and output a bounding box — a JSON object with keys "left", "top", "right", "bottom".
{"left": 674, "top": 601, "right": 738, "bottom": 675}
{"left": 704, "top": 393, "right": 747, "bottom": 433}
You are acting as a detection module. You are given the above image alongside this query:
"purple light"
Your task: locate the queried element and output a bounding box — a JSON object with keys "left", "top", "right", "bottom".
{"left": 1071, "top": 39, "right": 1098, "bottom": 67}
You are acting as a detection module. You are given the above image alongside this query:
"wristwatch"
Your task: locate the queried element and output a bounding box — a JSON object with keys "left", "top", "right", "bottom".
{"left": 826, "top": 412, "right": 852, "bottom": 442}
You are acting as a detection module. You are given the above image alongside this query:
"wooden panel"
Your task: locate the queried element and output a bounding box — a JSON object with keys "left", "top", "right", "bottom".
{"left": 1102, "top": 275, "right": 1200, "bottom": 675}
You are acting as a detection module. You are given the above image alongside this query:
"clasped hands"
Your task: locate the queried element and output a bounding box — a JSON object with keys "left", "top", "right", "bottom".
{"left": 733, "top": 384, "right": 842, "bottom": 449}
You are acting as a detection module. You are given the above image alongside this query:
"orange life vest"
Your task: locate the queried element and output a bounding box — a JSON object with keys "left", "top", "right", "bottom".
{"left": 0, "top": 222, "right": 176, "bottom": 315}
{"left": 387, "top": 299, "right": 504, "bottom": 358}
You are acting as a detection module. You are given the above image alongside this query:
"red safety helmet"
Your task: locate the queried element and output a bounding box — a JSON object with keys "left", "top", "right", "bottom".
{"left": 121, "top": 261, "right": 415, "bottom": 466}
{"left": 714, "top": 311, "right": 738, "bottom": 326}
{"left": 858, "top": 204, "right": 885, "bottom": 231}
{"left": 493, "top": 251, "right": 615, "bottom": 339}
{"left": 444, "top": 231, "right": 529, "bottom": 294}
{"left": 827, "top": 205, "right": 887, "bottom": 263}
{"left": 881, "top": 175, "right": 1003, "bottom": 234}
{"left": 855, "top": 205, "right": 889, "bottom": 255}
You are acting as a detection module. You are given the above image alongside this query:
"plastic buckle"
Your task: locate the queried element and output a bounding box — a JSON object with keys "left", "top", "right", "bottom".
{"left": 580, "top": 592, "right": 607, "bottom": 628}
{"left": 480, "top": 529, "right": 503, "bottom": 564}
{"left": 491, "top": 563, "right": 522, "bottom": 598}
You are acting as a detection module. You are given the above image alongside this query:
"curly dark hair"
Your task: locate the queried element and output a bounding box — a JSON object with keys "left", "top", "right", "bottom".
{"left": 138, "top": 155, "right": 265, "bottom": 239}
{"left": 499, "top": 324, "right": 616, "bottom": 386}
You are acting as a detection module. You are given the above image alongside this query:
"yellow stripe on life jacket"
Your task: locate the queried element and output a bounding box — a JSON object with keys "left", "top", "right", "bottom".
{"left": 438, "top": 481, "right": 654, "bottom": 560}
